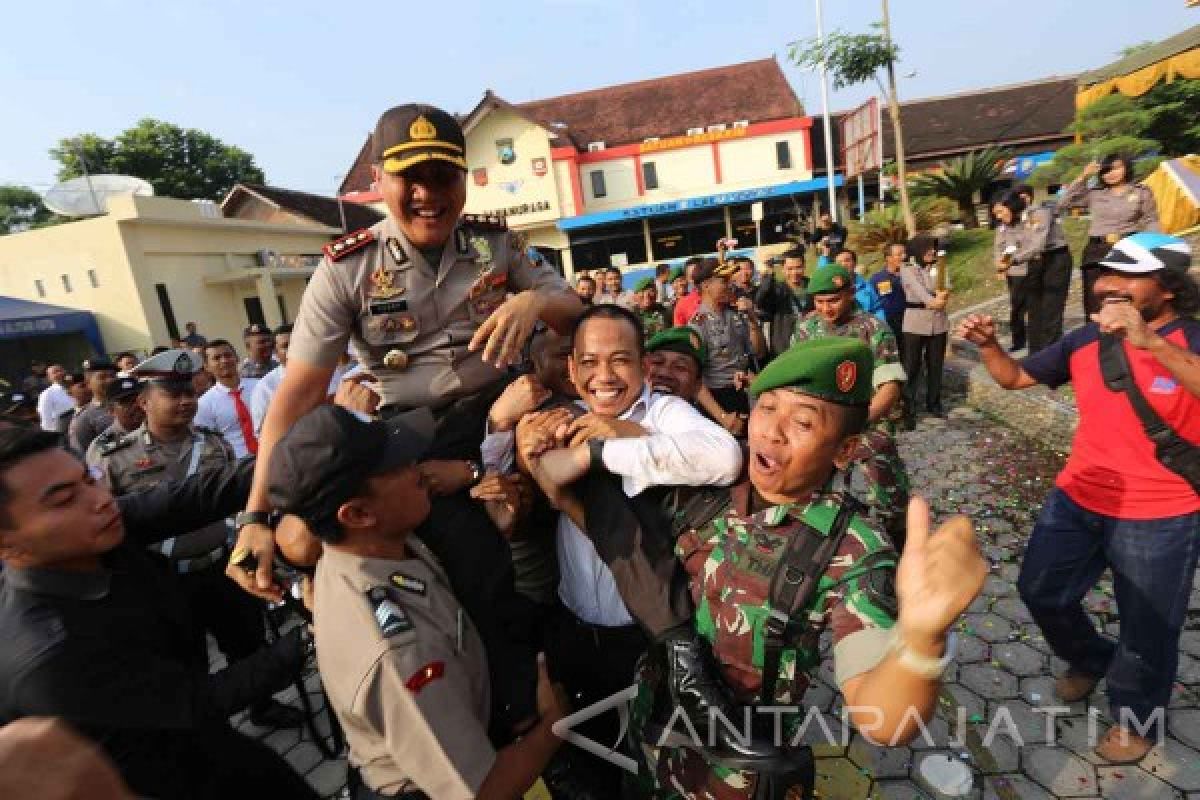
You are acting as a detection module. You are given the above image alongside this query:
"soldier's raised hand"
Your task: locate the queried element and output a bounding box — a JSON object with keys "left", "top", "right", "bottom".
{"left": 895, "top": 497, "right": 986, "bottom": 645}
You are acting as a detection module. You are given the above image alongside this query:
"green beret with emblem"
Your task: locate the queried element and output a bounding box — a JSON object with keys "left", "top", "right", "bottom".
{"left": 807, "top": 264, "right": 855, "bottom": 295}
{"left": 750, "top": 336, "right": 872, "bottom": 406}
{"left": 633, "top": 276, "right": 656, "bottom": 293}
{"left": 646, "top": 327, "right": 707, "bottom": 367}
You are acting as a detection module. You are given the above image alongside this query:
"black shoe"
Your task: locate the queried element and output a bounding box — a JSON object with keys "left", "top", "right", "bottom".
{"left": 902, "top": 415, "right": 917, "bottom": 431}
{"left": 248, "top": 699, "right": 304, "bottom": 728}
{"left": 658, "top": 635, "right": 780, "bottom": 767}
{"left": 926, "top": 404, "right": 946, "bottom": 418}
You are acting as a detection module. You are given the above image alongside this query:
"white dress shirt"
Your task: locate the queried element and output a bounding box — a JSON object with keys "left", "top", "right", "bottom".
{"left": 250, "top": 363, "right": 358, "bottom": 434}
{"left": 195, "top": 379, "right": 261, "bottom": 458}
{"left": 37, "top": 383, "right": 73, "bottom": 432}
{"left": 555, "top": 385, "right": 742, "bottom": 626}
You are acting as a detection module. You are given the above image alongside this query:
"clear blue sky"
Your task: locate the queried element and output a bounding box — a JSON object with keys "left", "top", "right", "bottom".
{"left": 2, "top": 1, "right": 1195, "bottom": 197}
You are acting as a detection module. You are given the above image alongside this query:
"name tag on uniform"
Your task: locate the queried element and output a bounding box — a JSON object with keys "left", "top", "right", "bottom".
{"left": 369, "top": 300, "right": 409, "bottom": 315}
{"left": 877, "top": 280, "right": 892, "bottom": 295}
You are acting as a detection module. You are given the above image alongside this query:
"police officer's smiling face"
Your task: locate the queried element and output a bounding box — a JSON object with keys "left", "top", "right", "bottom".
{"left": 0, "top": 447, "right": 124, "bottom": 569}
{"left": 747, "top": 389, "right": 858, "bottom": 503}
{"left": 568, "top": 316, "right": 645, "bottom": 417}
{"left": 373, "top": 161, "right": 467, "bottom": 248}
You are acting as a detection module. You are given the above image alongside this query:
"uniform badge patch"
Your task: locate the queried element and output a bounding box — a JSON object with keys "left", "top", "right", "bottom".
{"left": 1150, "top": 375, "right": 1178, "bottom": 394}
{"left": 471, "top": 235, "right": 493, "bottom": 266}
{"left": 876, "top": 280, "right": 892, "bottom": 295}
{"left": 323, "top": 229, "right": 374, "bottom": 262}
{"left": 835, "top": 360, "right": 857, "bottom": 393}
{"left": 390, "top": 572, "right": 427, "bottom": 596}
{"left": 386, "top": 237, "right": 409, "bottom": 266}
{"left": 405, "top": 661, "right": 445, "bottom": 693}
{"left": 367, "top": 587, "right": 413, "bottom": 638}
{"left": 369, "top": 264, "right": 405, "bottom": 300}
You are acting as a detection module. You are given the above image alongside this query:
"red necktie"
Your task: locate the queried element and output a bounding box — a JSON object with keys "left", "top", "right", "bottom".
{"left": 230, "top": 387, "right": 259, "bottom": 455}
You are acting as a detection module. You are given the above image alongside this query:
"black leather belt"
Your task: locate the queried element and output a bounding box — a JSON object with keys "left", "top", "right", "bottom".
{"left": 905, "top": 302, "right": 926, "bottom": 309}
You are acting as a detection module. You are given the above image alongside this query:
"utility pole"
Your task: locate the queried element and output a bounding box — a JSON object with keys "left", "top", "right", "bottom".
{"left": 881, "top": 0, "right": 916, "bottom": 237}
{"left": 815, "top": 0, "right": 839, "bottom": 222}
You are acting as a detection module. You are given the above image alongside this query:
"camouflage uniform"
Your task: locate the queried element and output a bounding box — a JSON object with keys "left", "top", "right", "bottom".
{"left": 791, "top": 311, "right": 910, "bottom": 546}
{"left": 640, "top": 305, "right": 671, "bottom": 342}
{"left": 634, "top": 479, "right": 898, "bottom": 798}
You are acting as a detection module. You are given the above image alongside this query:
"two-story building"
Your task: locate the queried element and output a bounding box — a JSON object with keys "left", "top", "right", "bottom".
{"left": 339, "top": 58, "right": 836, "bottom": 277}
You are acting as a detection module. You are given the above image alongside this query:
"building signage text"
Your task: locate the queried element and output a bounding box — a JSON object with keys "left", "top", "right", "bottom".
{"left": 0, "top": 318, "right": 57, "bottom": 336}
{"left": 475, "top": 200, "right": 553, "bottom": 219}
{"left": 639, "top": 126, "right": 748, "bottom": 154}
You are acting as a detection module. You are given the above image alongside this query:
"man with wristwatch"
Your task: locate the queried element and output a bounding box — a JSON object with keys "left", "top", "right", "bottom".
{"left": 532, "top": 337, "right": 985, "bottom": 799}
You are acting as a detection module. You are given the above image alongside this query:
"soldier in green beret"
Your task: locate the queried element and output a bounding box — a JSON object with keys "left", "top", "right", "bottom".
{"left": 540, "top": 337, "right": 986, "bottom": 799}
{"left": 792, "top": 264, "right": 911, "bottom": 548}
{"left": 633, "top": 276, "right": 671, "bottom": 342}
{"left": 644, "top": 328, "right": 752, "bottom": 437}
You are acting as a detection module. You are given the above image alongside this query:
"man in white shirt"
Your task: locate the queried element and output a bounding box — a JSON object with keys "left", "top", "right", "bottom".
{"left": 511, "top": 304, "right": 746, "bottom": 789}
{"left": 195, "top": 340, "right": 259, "bottom": 458}
{"left": 251, "top": 326, "right": 357, "bottom": 435}
{"left": 35, "top": 364, "right": 73, "bottom": 432}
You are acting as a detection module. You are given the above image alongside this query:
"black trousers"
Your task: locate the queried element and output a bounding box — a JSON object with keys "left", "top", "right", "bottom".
{"left": 1006, "top": 274, "right": 1029, "bottom": 351}
{"left": 1025, "top": 247, "right": 1072, "bottom": 353}
{"left": 902, "top": 332, "right": 947, "bottom": 413}
{"left": 1081, "top": 237, "right": 1113, "bottom": 316}
{"left": 884, "top": 313, "right": 906, "bottom": 364}
{"left": 545, "top": 605, "right": 649, "bottom": 795}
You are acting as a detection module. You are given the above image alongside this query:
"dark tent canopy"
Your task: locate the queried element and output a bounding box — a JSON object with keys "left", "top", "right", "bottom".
{"left": 0, "top": 296, "right": 104, "bottom": 353}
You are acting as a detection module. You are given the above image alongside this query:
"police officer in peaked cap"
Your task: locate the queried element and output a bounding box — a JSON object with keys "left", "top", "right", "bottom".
{"left": 229, "top": 104, "right": 583, "bottom": 735}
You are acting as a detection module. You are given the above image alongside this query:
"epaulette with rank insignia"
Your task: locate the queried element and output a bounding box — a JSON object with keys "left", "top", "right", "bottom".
{"left": 99, "top": 432, "right": 137, "bottom": 458}
{"left": 194, "top": 425, "right": 220, "bottom": 436}
{"left": 323, "top": 229, "right": 375, "bottom": 262}
{"left": 461, "top": 213, "right": 508, "bottom": 232}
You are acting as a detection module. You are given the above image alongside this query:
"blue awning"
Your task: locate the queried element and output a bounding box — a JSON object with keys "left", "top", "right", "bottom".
{"left": 0, "top": 296, "right": 104, "bottom": 353}
{"left": 1003, "top": 152, "right": 1056, "bottom": 180}
{"left": 558, "top": 176, "right": 846, "bottom": 231}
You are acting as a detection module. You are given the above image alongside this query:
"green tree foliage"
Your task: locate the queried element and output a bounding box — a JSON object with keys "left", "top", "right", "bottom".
{"left": 847, "top": 197, "right": 956, "bottom": 253}
{"left": 910, "top": 147, "right": 1010, "bottom": 229}
{"left": 1030, "top": 94, "right": 1161, "bottom": 187}
{"left": 788, "top": 27, "right": 899, "bottom": 91}
{"left": 50, "top": 119, "right": 265, "bottom": 201}
{"left": 1138, "top": 79, "right": 1200, "bottom": 157}
{"left": 0, "top": 185, "right": 62, "bottom": 234}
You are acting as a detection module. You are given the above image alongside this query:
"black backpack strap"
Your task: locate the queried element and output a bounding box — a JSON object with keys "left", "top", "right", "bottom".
{"left": 667, "top": 485, "right": 733, "bottom": 540}
{"left": 759, "top": 495, "right": 864, "bottom": 705}
{"left": 1099, "top": 333, "right": 1200, "bottom": 492}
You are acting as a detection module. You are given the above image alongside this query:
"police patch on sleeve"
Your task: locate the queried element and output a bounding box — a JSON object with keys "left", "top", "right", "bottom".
{"left": 367, "top": 587, "right": 413, "bottom": 638}
{"left": 389, "top": 572, "right": 427, "bottom": 597}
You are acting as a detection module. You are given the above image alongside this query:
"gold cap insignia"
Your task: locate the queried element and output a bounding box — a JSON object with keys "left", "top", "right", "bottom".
{"left": 410, "top": 115, "right": 437, "bottom": 141}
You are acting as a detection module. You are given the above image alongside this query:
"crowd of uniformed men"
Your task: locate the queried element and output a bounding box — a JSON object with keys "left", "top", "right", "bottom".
{"left": 0, "top": 103, "right": 1194, "bottom": 800}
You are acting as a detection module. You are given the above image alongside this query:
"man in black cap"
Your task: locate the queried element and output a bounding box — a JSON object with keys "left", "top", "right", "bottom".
{"left": 270, "top": 405, "right": 569, "bottom": 799}
{"left": 67, "top": 357, "right": 117, "bottom": 455}
{"left": 55, "top": 372, "right": 91, "bottom": 436}
{"left": 0, "top": 391, "right": 40, "bottom": 428}
{"left": 85, "top": 376, "right": 146, "bottom": 466}
{"left": 231, "top": 103, "right": 583, "bottom": 736}
{"left": 240, "top": 324, "right": 277, "bottom": 380}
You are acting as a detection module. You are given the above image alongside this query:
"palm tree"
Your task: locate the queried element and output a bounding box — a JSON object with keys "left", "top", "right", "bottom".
{"left": 910, "top": 146, "right": 1010, "bottom": 229}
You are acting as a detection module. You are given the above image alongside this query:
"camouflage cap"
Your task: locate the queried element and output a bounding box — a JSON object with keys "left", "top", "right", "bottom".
{"left": 646, "top": 327, "right": 707, "bottom": 368}
{"left": 750, "top": 336, "right": 872, "bottom": 406}
{"left": 633, "top": 276, "right": 656, "bottom": 293}
{"left": 807, "top": 264, "right": 855, "bottom": 295}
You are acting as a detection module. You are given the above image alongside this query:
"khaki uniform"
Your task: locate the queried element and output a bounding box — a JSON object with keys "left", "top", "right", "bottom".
{"left": 993, "top": 223, "right": 1036, "bottom": 278}
{"left": 1060, "top": 181, "right": 1160, "bottom": 238}
{"left": 315, "top": 542, "right": 493, "bottom": 799}
{"left": 689, "top": 302, "right": 752, "bottom": 389}
{"left": 899, "top": 263, "right": 948, "bottom": 336}
{"left": 84, "top": 423, "right": 130, "bottom": 468}
{"left": 67, "top": 402, "right": 113, "bottom": 455}
{"left": 1026, "top": 205, "right": 1068, "bottom": 252}
{"left": 96, "top": 423, "right": 233, "bottom": 561}
{"left": 289, "top": 216, "right": 564, "bottom": 411}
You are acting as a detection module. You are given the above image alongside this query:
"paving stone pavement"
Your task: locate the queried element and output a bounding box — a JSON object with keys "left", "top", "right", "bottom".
{"left": 226, "top": 390, "right": 1200, "bottom": 799}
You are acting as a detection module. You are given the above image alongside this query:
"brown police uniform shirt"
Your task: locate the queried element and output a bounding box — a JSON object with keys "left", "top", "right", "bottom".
{"left": 289, "top": 216, "right": 565, "bottom": 410}
{"left": 690, "top": 302, "right": 752, "bottom": 389}
{"left": 993, "top": 223, "right": 1036, "bottom": 278}
{"left": 1025, "top": 205, "right": 1067, "bottom": 252}
{"left": 1059, "top": 181, "right": 1160, "bottom": 239}
{"left": 67, "top": 402, "right": 113, "bottom": 456}
{"left": 315, "top": 541, "right": 493, "bottom": 799}
{"left": 95, "top": 423, "right": 233, "bottom": 559}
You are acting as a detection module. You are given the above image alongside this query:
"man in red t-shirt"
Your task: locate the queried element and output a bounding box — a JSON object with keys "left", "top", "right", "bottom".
{"left": 672, "top": 256, "right": 706, "bottom": 326}
{"left": 957, "top": 233, "right": 1200, "bottom": 765}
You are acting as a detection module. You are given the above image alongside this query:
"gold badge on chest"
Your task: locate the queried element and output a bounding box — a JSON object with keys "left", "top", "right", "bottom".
{"left": 369, "top": 264, "right": 405, "bottom": 300}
